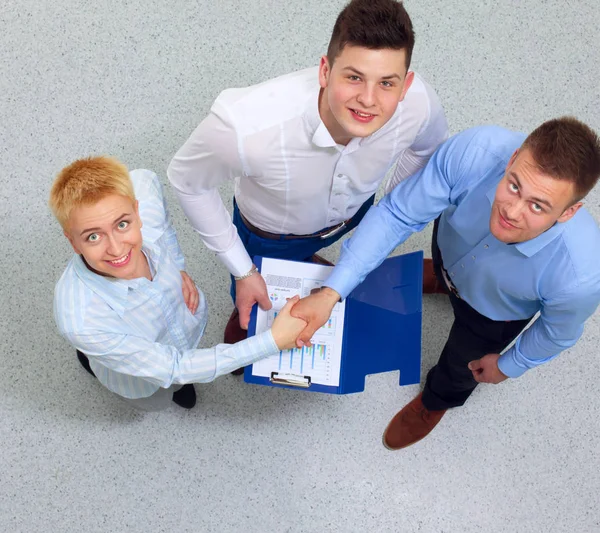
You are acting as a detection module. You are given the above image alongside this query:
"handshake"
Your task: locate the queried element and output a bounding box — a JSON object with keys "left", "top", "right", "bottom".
{"left": 251, "top": 287, "right": 342, "bottom": 351}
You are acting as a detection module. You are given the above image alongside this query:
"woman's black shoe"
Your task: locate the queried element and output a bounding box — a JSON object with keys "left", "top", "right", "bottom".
{"left": 76, "top": 350, "right": 96, "bottom": 378}
{"left": 172, "top": 384, "right": 197, "bottom": 409}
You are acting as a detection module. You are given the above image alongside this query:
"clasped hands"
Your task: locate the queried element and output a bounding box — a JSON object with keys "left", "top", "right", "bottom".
{"left": 180, "top": 269, "right": 334, "bottom": 351}
{"left": 235, "top": 272, "right": 341, "bottom": 350}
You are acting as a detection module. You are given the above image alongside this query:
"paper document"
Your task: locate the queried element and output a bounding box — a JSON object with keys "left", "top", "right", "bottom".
{"left": 252, "top": 257, "right": 346, "bottom": 387}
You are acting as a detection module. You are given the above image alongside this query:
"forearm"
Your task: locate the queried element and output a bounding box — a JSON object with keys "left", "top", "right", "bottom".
{"left": 133, "top": 169, "right": 186, "bottom": 268}
{"left": 499, "top": 286, "right": 600, "bottom": 378}
{"left": 325, "top": 198, "right": 418, "bottom": 298}
{"left": 160, "top": 189, "right": 186, "bottom": 270}
{"left": 152, "top": 330, "right": 279, "bottom": 384}
{"left": 167, "top": 104, "right": 252, "bottom": 275}
{"left": 498, "top": 320, "right": 582, "bottom": 378}
{"left": 169, "top": 186, "right": 252, "bottom": 275}
{"left": 212, "top": 330, "right": 279, "bottom": 377}
{"left": 327, "top": 134, "right": 465, "bottom": 298}
{"left": 67, "top": 330, "right": 278, "bottom": 387}
{"left": 162, "top": 220, "right": 186, "bottom": 270}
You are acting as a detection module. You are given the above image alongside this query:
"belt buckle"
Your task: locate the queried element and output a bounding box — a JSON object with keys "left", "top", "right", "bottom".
{"left": 319, "top": 221, "right": 346, "bottom": 240}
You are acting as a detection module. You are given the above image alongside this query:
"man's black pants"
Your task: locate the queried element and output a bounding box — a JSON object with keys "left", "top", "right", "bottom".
{"left": 422, "top": 220, "right": 532, "bottom": 411}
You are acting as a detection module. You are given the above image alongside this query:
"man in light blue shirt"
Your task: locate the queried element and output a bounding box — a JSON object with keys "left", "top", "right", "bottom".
{"left": 50, "top": 157, "right": 305, "bottom": 411}
{"left": 291, "top": 117, "right": 600, "bottom": 449}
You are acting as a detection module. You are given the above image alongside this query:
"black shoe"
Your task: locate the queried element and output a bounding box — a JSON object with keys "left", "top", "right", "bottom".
{"left": 172, "top": 384, "right": 197, "bottom": 409}
{"left": 76, "top": 350, "right": 96, "bottom": 378}
{"left": 231, "top": 367, "right": 245, "bottom": 376}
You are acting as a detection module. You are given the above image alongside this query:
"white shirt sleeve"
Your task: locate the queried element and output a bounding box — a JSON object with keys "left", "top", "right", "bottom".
{"left": 383, "top": 83, "right": 449, "bottom": 195}
{"left": 167, "top": 99, "right": 253, "bottom": 276}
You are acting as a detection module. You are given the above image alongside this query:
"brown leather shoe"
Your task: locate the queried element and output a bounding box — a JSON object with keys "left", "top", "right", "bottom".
{"left": 382, "top": 393, "right": 447, "bottom": 450}
{"left": 423, "top": 258, "right": 448, "bottom": 294}
{"left": 309, "top": 254, "right": 334, "bottom": 266}
{"left": 224, "top": 309, "right": 248, "bottom": 375}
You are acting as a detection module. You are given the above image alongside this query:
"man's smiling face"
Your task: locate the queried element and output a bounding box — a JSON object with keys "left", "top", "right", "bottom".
{"left": 318, "top": 45, "right": 413, "bottom": 145}
{"left": 490, "top": 148, "right": 582, "bottom": 243}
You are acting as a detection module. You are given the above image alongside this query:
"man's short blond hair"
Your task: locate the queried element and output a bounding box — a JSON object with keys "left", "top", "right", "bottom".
{"left": 49, "top": 156, "right": 135, "bottom": 229}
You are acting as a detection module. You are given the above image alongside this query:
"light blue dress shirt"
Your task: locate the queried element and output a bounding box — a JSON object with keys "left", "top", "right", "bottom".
{"left": 326, "top": 126, "right": 600, "bottom": 378}
{"left": 54, "top": 169, "right": 278, "bottom": 399}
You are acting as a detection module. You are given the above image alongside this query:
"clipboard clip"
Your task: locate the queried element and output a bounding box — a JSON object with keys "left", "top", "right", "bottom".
{"left": 270, "top": 372, "right": 311, "bottom": 388}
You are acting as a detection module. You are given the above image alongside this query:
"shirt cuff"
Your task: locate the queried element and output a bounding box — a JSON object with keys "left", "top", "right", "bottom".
{"left": 219, "top": 330, "right": 279, "bottom": 375}
{"left": 324, "top": 264, "right": 361, "bottom": 300}
{"left": 497, "top": 345, "right": 527, "bottom": 378}
{"left": 216, "top": 238, "right": 253, "bottom": 277}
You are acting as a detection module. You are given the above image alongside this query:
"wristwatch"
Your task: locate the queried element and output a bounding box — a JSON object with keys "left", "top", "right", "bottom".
{"left": 234, "top": 266, "right": 258, "bottom": 281}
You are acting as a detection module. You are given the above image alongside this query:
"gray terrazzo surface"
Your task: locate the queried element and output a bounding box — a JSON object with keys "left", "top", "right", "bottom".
{"left": 1, "top": 1, "right": 599, "bottom": 532}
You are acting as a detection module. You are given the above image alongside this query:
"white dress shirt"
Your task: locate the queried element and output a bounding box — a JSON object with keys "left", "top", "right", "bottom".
{"left": 54, "top": 169, "right": 278, "bottom": 399}
{"left": 167, "top": 66, "right": 448, "bottom": 277}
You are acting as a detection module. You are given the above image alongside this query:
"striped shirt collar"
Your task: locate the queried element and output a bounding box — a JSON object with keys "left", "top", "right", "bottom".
{"left": 71, "top": 240, "right": 162, "bottom": 317}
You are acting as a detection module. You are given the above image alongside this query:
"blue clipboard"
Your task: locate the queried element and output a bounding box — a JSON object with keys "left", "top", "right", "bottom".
{"left": 245, "top": 251, "right": 423, "bottom": 394}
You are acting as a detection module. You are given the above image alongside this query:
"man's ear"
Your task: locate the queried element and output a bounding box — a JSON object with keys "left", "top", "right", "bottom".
{"left": 318, "top": 55, "right": 331, "bottom": 89}
{"left": 557, "top": 201, "right": 583, "bottom": 223}
{"left": 64, "top": 230, "right": 81, "bottom": 255}
{"left": 399, "top": 71, "right": 414, "bottom": 102}
{"left": 506, "top": 149, "right": 519, "bottom": 171}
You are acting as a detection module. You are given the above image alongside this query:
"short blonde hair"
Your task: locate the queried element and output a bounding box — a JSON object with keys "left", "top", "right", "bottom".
{"left": 49, "top": 156, "right": 135, "bottom": 229}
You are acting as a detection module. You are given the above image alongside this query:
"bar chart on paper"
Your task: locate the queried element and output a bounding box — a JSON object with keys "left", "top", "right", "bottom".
{"left": 255, "top": 309, "right": 337, "bottom": 382}
{"left": 274, "top": 343, "right": 333, "bottom": 381}
{"left": 252, "top": 258, "right": 346, "bottom": 387}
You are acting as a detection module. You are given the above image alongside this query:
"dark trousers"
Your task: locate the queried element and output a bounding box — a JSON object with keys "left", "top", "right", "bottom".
{"left": 422, "top": 220, "right": 532, "bottom": 411}
{"left": 229, "top": 195, "right": 375, "bottom": 302}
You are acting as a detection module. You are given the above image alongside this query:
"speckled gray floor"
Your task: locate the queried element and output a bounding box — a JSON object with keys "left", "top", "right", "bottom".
{"left": 1, "top": 1, "right": 599, "bottom": 532}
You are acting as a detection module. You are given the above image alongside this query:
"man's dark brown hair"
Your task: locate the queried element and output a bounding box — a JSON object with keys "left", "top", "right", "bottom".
{"left": 327, "top": 0, "right": 415, "bottom": 70}
{"left": 522, "top": 117, "right": 600, "bottom": 201}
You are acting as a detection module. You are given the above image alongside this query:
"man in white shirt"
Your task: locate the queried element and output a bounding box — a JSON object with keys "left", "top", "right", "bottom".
{"left": 167, "top": 0, "right": 448, "bottom": 355}
{"left": 50, "top": 156, "right": 306, "bottom": 410}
